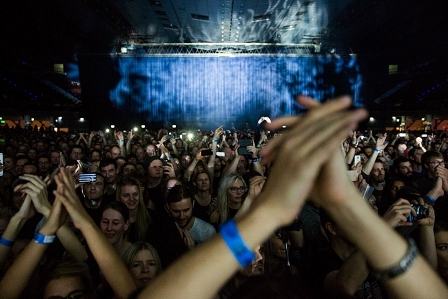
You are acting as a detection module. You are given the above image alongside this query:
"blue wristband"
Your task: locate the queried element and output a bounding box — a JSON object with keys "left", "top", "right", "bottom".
{"left": 220, "top": 220, "right": 255, "bottom": 267}
{"left": 374, "top": 148, "right": 380, "bottom": 153}
{"left": 34, "top": 232, "right": 56, "bottom": 244}
{"left": 213, "top": 139, "right": 218, "bottom": 143}
{"left": 252, "top": 158, "right": 259, "bottom": 163}
{"left": 427, "top": 195, "right": 435, "bottom": 203}
{"left": 0, "top": 237, "right": 14, "bottom": 247}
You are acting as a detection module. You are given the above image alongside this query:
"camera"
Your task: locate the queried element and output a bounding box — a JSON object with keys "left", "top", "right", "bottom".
{"left": 407, "top": 204, "right": 429, "bottom": 222}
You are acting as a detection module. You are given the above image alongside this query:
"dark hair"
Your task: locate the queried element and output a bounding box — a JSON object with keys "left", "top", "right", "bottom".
{"left": 392, "top": 157, "right": 410, "bottom": 171}
{"left": 102, "top": 201, "right": 130, "bottom": 222}
{"left": 166, "top": 185, "right": 192, "bottom": 205}
{"left": 100, "top": 158, "right": 117, "bottom": 170}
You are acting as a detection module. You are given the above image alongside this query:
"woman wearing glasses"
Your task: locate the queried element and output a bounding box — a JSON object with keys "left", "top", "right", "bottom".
{"left": 210, "top": 174, "right": 247, "bottom": 229}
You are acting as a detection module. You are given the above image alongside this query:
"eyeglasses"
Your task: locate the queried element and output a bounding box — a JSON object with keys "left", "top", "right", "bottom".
{"left": 229, "top": 186, "right": 247, "bottom": 193}
{"left": 46, "top": 290, "right": 86, "bottom": 299}
{"left": 38, "top": 161, "right": 50, "bottom": 165}
{"left": 429, "top": 160, "right": 445, "bottom": 166}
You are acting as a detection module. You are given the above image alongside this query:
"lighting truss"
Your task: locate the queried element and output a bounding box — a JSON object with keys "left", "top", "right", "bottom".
{"left": 108, "top": 43, "right": 319, "bottom": 56}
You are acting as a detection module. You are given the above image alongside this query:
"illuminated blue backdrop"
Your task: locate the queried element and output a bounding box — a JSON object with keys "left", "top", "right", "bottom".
{"left": 80, "top": 55, "right": 362, "bottom": 129}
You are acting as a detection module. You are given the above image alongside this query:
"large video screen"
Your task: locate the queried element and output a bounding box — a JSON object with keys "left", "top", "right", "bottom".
{"left": 79, "top": 55, "right": 362, "bottom": 130}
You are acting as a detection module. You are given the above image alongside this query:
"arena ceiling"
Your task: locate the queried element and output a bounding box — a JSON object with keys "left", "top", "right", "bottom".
{"left": 0, "top": 0, "right": 447, "bottom": 116}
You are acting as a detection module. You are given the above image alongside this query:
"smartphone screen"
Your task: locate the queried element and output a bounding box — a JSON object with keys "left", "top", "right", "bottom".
{"left": 201, "top": 149, "right": 213, "bottom": 156}
{"left": 0, "top": 153, "right": 3, "bottom": 176}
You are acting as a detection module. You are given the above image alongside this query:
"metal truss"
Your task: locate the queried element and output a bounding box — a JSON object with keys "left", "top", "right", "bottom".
{"left": 107, "top": 43, "right": 319, "bottom": 56}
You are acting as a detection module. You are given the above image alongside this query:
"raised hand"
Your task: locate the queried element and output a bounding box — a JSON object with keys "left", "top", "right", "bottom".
{"left": 53, "top": 167, "right": 93, "bottom": 230}
{"left": 15, "top": 174, "right": 52, "bottom": 217}
{"left": 257, "top": 95, "right": 367, "bottom": 225}
{"left": 381, "top": 198, "right": 414, "bottom": 228}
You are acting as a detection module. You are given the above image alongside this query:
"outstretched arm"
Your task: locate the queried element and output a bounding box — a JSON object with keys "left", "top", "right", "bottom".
{"left": 54, "top": 168, "right": 137, "bottom": 299}
{"left": 138, "top": 96, "right": 368, "bottom": 299}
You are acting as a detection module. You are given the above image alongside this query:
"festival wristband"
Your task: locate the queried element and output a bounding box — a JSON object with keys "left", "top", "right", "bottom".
{"left": 0, "top": 237, "right": 14, "bottom": 247}
{"left": 220, "top": 220, "right": 255, "bottom": 267}
{"left": 34, "top": 232, "right": 56, "bottom": 245}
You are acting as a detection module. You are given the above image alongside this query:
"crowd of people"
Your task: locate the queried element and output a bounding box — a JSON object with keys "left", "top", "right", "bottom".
{"left": 0, "top": 95, "right": 448, "bottom": 298}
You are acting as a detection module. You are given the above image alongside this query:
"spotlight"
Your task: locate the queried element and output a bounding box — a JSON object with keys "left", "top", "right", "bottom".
{"left": 421, "top": 118, "right": 425, "bottom": 121}
{"left": 58, "top": 116, "right": 62, "bottom": 120}
{"left": 111, "top": 125, "right": 115, "bottom": 128}
{"left": 79, "top": 118, "right": 84, "bottom": 122}
{"left": 31, "top": 118, "right": 34, "bottom": 121}
{"left": 172, "top": 125, "right": 177, "bottom": 128}
{"left": 282, "top": 125, "right": 286, "bottom": 129}
{"left": 141, "top": 125, "right": 146, "bottom": 129}
{"left": 120, "top": 47, "right": 127, "bottom": 54}
{"left": 187, "top": 133, "right": 194, "bottom": 140}
{"left": 105, "top": 129, "right": 110, "bottom": 133}
{"left": 134, "top": 127, "right": 138, "bottom": 132}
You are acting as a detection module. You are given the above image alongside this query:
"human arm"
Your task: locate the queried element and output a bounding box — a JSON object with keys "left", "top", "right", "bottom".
{"left": 54, "top": 168, "right": 137, "bottom": 299}
{"left": 116, "top": 131, "right": 126, "bottom": 156}
{"left": 345, "top": 131, "right": 357, "bottom": 164}
{"left": 235, "top": 176, "right": 266, "bottom": 219}
{"left": 0, "top": 197, "right": 65, "bottom": 298}
{"left": 138, "top": 95, "right": 368, "bottom": 299}
{"left": 0, "top": 196, "right": 35, "bottom": 270}
{"left": 223, "top": 144, "right": 240, "bottom": 176}
{"left": 324, "top": 250, "right": 370, "bottom": 297}
{"left": 289, "top": 96, "right": 448, "bottom": 298}
{"left": 417, "top": 203, "right": 437, "bottom": 269}
{"left": 362, "top": 133, "right": 387, "bottom": 175}
{"left": 126, "top": 130, "right": 134, "bottom": 156}
{"left": 17, "top": 174, "right": 88, "bottom": 262}
{"left": 183, "top": 151, "right": 201, "bottom": 181}
{"left": 247, "top": 143, "right": 264, "bottom": 175}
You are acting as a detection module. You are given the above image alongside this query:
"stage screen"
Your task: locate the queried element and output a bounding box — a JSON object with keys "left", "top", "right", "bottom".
{"left": 78, "top": 55, "right": 362, "bottom": 130}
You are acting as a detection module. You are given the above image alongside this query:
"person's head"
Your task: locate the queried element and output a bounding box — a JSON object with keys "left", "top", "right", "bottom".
{"left": 100, "top": 201, "right": 130, "bottom": 246}
{"left": 165, "top": 185, "right": 194, "bottom": 228}
{"left": 90, "top": 149, "right": 102, "bottom": 161}
{"left": 36, "top": 140, "right": 45, "bottom": 153}
{"left": 359, "top": 152, "right": 368, "bottom": 165}
{"left": 422, "top": 151, "right": 445, "bottom": 177}
{"left": 117, "top": 176, "right": 144, "bottom": 211}
{"left": 146, "top": 157, "right": 164, "bottom": 180}
{"left": 50, "top": 151, "right": 61, "bottom": 166}
{"left": 2, "top": 155, "right": 15, "bottom": 171}
{"left": 192, "top": 171, "right": 211, "bottom": 193}
{"left": 116, "top": 156, "right": 126, "bottom": 170}
{"left": 388, "top": 178, "right": 406, "bottom": 200}
{"left": 165, "top": 178, "right": 182, "bottom": 197}
{"left": 370, "top": 160, "right": 385, "bottom": 184}
{"left": 21, "top": 162, "right": 37, "bottom": 175}
{"left": 362, "top": 146, "right": 373, "bottom": 157}
{"left": 236, "top": 155, "right": 248, "bottom": 175}
{"left": 396, "top": 141, "right": 407, "bottom": 157}
{"left": 434, "top": 222, "right": 448, "bottom": 282}
{"left": 216, "top": 174, "right": 247, "bottom": 224}
{"left": 222, "top": 174, "right": 247, "bottom": 206}
{"left": 110, "top": 145, "right": 121, "bottom": 159}
{"left": 43, "top": 257, "right": 92, "bottom": 299}
{"left": 385, "top": 144, "right": 395, "bottom": 156}
{"left": 27, "top": 148, "right": 37, "bottom": 161}
{"left": 122, "top": 162, "right": 137, "bottom": 176}
{"left": 37, "top": 154, "right": 51, "bottom": 175}
{"left": 123, "top": 241, "right": 162, "bottom": 289}
{"left": 100, "top": 158, "right": 118, "bottom": 185}
{"left": 224, "top": 146, "right": 234, "bottom": 161}
{"left": 409, "top": 147, "right": 424, "bottom": 164}
{"left": 135, "top": 147, "right": 145, "bottom": 161}
{"left": 15, "top": 155, "right": 30, "bottom": 174}
{"left": 82, "top": 173, "right": 105, "bottom": 201}
{"left": 145, "top": 144, "right": 157, "bottom": 157}
{"left": 393, "top": 157, "right": 413, "bottom": 177}
{"left": 180, "top": 152, "right": 191, "bottom": 169}
{"left": 69, "top": 145, "right": 84, "bottom": 161}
